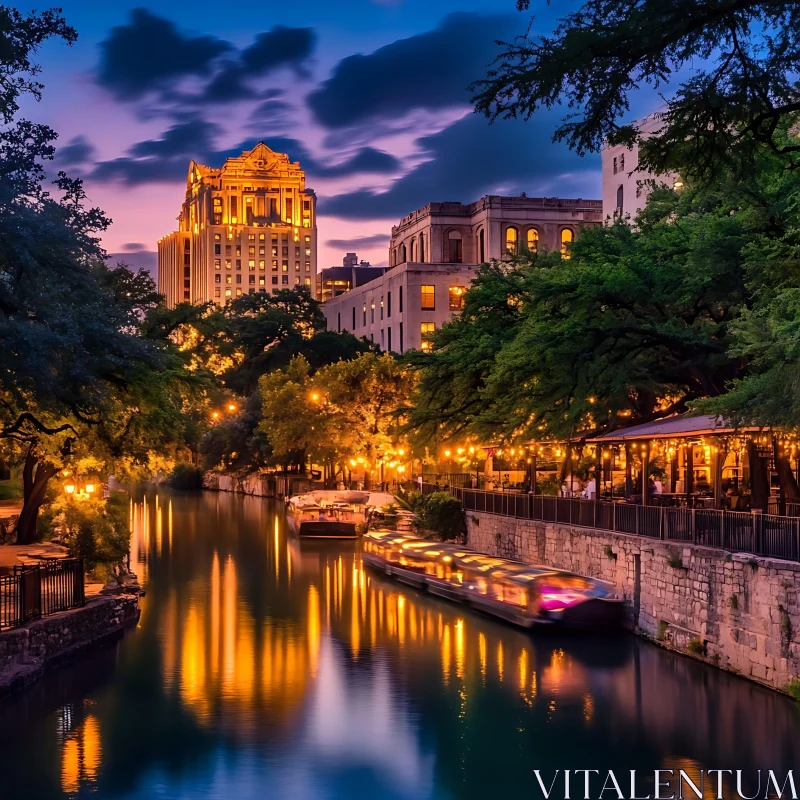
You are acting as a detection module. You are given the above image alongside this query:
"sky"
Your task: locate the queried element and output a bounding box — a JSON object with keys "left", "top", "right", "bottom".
{"left": 19, "top": 0, "right": 645, "bottom": 276}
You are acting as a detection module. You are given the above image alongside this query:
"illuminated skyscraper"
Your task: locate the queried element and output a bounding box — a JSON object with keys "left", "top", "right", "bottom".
{"left": 158, "top": 142, "right": 317, "bottom": 307}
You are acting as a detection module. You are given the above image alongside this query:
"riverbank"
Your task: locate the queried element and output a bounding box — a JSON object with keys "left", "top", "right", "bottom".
{"left": 0, "top": 591, "right": 140, "bottom": 701}
{"left": 466, "top": 511, "right": 800, "bottom": 693}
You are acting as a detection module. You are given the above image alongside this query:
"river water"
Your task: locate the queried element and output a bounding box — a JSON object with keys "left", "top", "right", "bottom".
{"left": 0, "top": 490, "right": 798, "bottom": 799}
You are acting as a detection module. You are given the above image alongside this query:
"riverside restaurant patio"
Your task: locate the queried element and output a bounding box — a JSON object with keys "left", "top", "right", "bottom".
{"left": 420, "top": 414, "right": 800, "bottom": 562}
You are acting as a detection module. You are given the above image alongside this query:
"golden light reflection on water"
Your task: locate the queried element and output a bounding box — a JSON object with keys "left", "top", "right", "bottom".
{"left": 128, "top": 495, "right": 599, "bottom": 737}
{"left": 59, "top": 712, "right": 102, "bottom": 795}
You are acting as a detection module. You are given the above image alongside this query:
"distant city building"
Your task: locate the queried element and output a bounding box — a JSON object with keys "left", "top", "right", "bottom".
{"left": 157, "top": 142, "right": 317, "bottom": 307}
{"left": 318, "top": 253, "right": 387, "bottom": 303}
{"left": 602, "top": 112, "right": 678, "bottom": 221}
{"left": 321, "top": 195, "right": 603, "bottom": 352}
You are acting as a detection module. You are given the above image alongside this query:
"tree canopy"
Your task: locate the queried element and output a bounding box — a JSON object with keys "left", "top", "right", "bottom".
{"left": 473, "top": 0, "right": 800, "bottom": 181}
{"left": 409, "top": 143, "right": 800, "bottom": 443}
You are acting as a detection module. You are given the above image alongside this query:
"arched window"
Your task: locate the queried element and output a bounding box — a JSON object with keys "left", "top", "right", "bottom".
{"left": 616, "top": 185, "right": 624, "bottom": 213}
{"left": 419, "top": 233, "right": 425, "bottom": 263}
{"left": 505, "top": 226, "right": 518, "bottom": 256}
{"left": 399, "top": 243, "right": 407, "bottom": 263}
{"left": 526, "top": 228, "right": 539, "bottom": 253}
{"left": 410, "top": 237, "right": 416, "bottom": 262}
{"left": 478, "top": 228, "right": 485, "bottom": 262}
{"left": 560, "top": 228, "right": 574, "bottom": 258}
{"left": 447, "top": 230, "right": 463, "bottom": 263}
{"left": 390, "top": 248, "right": 396, "bottom": 267}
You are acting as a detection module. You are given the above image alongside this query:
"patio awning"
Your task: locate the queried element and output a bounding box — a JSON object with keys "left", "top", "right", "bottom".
{"left": 586, "top": 413, "right": 762, "bottom": 443}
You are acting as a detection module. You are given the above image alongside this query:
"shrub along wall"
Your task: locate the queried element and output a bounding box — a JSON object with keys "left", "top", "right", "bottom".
{"left": 466, "top": 512, "right": 800, "bottom": 692}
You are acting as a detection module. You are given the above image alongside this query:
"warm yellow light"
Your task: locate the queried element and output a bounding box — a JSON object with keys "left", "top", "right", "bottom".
{"left": 457, "top": 447, "right": 464, "bottom": 455}
{"left": 349, "top": 459, "right": 357, "bottom": 467}
{"left": 444, "top": 450, "right": 451, "bottom": 457}
{"left": 65, "top": 485, "right": 75, "bottom": 494}
{"left": 398, "top": 466, "right": 405, "bottom": 474}
{"left": 85, "top": 484, "right": 95, "bottom": 494}
{"left": 673, "top": 179, "right": 684, "bottom": 189}
{"left": 62, "top": 469, "right": 70, "bottom": 477}
{"left": 212, "top": 411, "right": 219, "bottom": 419}
{"left": 357, "top": 457, "right": 365, "bottom": 464}
{"left": 603, "top": 451, "right": 610, "bottom": 459}
{"left": 228, "top": 403, "right": 236, "bottom": 412}
{"left": 398, "top": 448, "right": 405, "bottom": 456}
{"left": 468, "top": 446, "right": 475, "bottom": 454}
{"left": 311, "top": 392, "right": 319, "bottom": 402}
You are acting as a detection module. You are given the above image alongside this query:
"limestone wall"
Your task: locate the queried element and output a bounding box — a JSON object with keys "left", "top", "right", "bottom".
{"left": 466, "top": 511, "right": 800, "bottom": 692}
{"left": 0, "top": 594, "right": 140, "bottom": 697}
{"left": 203, "top": 472, "right": 317, "bottom": 498}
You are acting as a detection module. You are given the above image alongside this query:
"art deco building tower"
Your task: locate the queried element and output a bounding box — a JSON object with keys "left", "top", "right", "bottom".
{"left": 158, "top": 142, "right": 317, "bottom": 307}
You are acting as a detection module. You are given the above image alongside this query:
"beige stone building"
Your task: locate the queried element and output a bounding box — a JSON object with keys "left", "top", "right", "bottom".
{"left": 322, "top": 195, "right": 602, "bottom": 352}
{"left": 158, "top": 142, "right": 317, "bottom": 307}
{"left": 602, "top": 111, "right": 678, "bottom": 221}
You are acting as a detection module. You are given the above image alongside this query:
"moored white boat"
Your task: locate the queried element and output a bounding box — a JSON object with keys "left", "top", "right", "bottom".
{"left": 286, "top": 490, "right": 397, "bottom": 539}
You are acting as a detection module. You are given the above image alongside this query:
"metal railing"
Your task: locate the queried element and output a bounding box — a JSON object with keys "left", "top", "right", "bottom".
{"left": 426, "top": 485, "right": 800, "bottom": 563}
{"left": 0, "top": 558, "right": 85, "bottom": 631}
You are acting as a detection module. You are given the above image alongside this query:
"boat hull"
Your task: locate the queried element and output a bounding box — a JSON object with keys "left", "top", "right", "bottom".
{"left": 292, "top": 519, "right": 359, "bottom": 539}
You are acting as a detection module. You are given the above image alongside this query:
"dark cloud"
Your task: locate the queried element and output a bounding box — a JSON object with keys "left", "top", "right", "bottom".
{"left": 211, "top": 137, "right": 400, "bottom": 180}
{"left": 122, "top": 242, "right": 147, "bottom": 251}
{"left": 56, "top": 135, "right": 95, "bottom": 168}
{"left": 319, "top": 113, "right": 600, "bottom": 220}
{"left": 90, "top": 126, "right": 399, "bottom": 186}
{"left": 307, "top": 12, "right": 520, "bottom": 129}
{"left": 97, "top": 13, "right": 314, "bottom": 110}
{"left": 97, "top": 9, "right": 232, "bottom": 100}
{"left": 249, "top": 99, "right": 294, "bottom": 123}
{"left": 326, "top": 234, "right": 389, "bottom": 249}
{"left": 90, "top": 118, "right": 222, "bottom": 184}
{"left": 241, "top": 27, "right": 315, "bottom": 75}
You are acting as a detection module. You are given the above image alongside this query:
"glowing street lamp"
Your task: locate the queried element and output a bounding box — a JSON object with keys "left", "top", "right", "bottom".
{"left": 65, "top": 484, "right": 75, "bottom": 494}
{"left": 227, "top": 403, "right": 237, "bottom": 412}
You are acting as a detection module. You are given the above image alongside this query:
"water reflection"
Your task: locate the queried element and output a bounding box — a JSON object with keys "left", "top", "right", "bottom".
{"left": 0, "top": 490, "right": 797, "bottom": 800}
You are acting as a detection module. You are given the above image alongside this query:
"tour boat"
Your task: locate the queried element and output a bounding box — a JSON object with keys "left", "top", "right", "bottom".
{"left": 362, "top": 531, "right": 625, "bottom": 629}
{"left": 286, "top": 490, "right": 397, "bottom": 539}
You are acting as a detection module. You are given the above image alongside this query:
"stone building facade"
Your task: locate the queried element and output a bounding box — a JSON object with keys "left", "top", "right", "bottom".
{"left": 158, "top": 142, "right": 317, "bottom": 307}
{"left": 322, "top": 195, "right": 602, "bottom": 352}
{"left": 601, "top": 112, "right": 679, "bottom": 221}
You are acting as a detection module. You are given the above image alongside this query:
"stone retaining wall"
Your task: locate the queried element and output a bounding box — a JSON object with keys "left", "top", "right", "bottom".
{"left": 203, "top": 472, "right": 316, "bottom": 498}
{"left": 466, "top": 511, "right": 800, "bottom": 692}
{"left": 0, "top": 594, "right": 140, "bottom": 698}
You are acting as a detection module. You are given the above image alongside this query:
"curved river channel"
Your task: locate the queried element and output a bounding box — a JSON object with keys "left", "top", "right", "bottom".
{"left": 0, "top": 490, "right": 798, "bottom": 799}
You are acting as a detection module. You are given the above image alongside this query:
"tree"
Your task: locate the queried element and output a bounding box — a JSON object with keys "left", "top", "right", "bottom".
{"left": 473, "top": 0, "right": 800, "bottom": 182}
{"left": 410, "top": 180, "right": 763, "bottom": 444}
{"left": 258, "top": 352, "right": 415, "bottom": 484}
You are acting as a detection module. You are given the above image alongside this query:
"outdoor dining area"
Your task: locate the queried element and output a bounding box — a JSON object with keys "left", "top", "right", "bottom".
{"left": 479, "top": 414, "right": 800, "bottom": 516}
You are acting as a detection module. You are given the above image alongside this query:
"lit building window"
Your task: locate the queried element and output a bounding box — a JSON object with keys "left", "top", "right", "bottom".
{"left": 420, "top": 285, "right": 435, "bottom": 310}
{"left": 448, "top": 286, "right": 464, "bottom": 311}
{"left": 420, "top": 322, "right": 435, "bottom": 351}
{"left": 226, "top": 259, "right": 232, "bottom": 269}
{"left": 305, "top": 261, "right": 311, "bottom": 271}
{"left": 215, "top": 259, "right": 221, "bottom": 269}
{"left": 225, "top": 288, "right": 232, "bottom": 297}
{"left": 282, "top": 261, "right": 288, "bottom": 272}
{"left": 272, "top": 260, "right": 278, "bottom": 270}
{"left": 561, "top": 228, "right": 574, "bottom": 258}
{"left": 236, "top": 288, "right": 242, "bottom": 296}
{"left": 305, "top": 277, "right": 311, "bottom": 286}
{"left": 295, "top": 261, "right": 300, "bottom": 270}
{"left": 527, "top": 228, "right": 539, "bottom": 252}
{"left": 506, "top": 226, "right": 518, "bottom": 255}
{"left": 249, "top": 260, "right": 255, "bottom": 270}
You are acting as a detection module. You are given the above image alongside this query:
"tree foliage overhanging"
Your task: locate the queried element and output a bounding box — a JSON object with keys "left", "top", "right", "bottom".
{"left": 409, "top": 128, "right": 800, "bottom": 444}
{"left": 473, "top": 0, "right": 800, "bottom": 182}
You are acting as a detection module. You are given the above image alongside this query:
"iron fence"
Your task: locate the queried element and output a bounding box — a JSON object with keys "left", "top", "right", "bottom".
{"left": 0, "top": 558, "right": 85, "bottom": 631}
{"left": 430, "top": 485, "right": 800, "bottom": 563}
